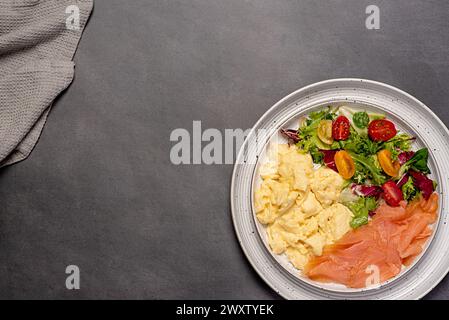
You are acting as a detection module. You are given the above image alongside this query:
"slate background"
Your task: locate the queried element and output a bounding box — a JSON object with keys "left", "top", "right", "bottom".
{"left": 0, "top": 0, "right": 448, "bottom": 299}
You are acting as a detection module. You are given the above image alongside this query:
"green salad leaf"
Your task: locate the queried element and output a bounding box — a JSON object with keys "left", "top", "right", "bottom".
{"left": 296, "top": 107, "right": 337, "bottom": 163}
{"left": 347, "top": 196, "right": 378, "bottom": 228}
{"left": 402, "top": 176, "right": 420, "bottom": 201}
{"left": 352, "top": 162, "right": 369, "bottom": 184}
{"left": 398, "top": 148, "right": 430, "bottom": 176}
{"left": 381, "top": 133, "right": 414, "bottom": 161}
{"left": 351, "top": 215, "right": 369, "bottom": 229}
{"left": 309, "top": 147, "right": 324, "bottom": 164}
{"left": 340, "top": 129, "right": 411, "bottom": 184}
{"left": 341, "top": 128, "right": 380, "bottom": 157}
{"left": 349, "top": 152, "right": 387, "bottom": 185}
{"left": 353, "top": 111, "right": 370, "bottom": 129}
{"left": 302, "top": 108, "right": 337, "bottom": 132}
{"left": 384, "top": 141, "right": 400, "bottom": 161}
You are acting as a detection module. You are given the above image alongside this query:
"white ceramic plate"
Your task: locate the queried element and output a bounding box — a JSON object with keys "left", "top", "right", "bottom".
{"left": 230, "top": 79, "right": 449, "bottom": 299}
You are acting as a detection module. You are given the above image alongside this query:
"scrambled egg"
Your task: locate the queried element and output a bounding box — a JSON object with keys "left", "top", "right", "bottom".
{"left": 254, "top": 144, "right": 353, "bottom": 270}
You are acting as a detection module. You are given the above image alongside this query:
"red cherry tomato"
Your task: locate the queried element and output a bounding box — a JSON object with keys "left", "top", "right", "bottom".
{"left": 368, "top": 119, "right": 397, "bottom": 142}
{"left": 332, "top": 116, "right": 350, "bottom": 140}
{"left": 381, "top": 181, "right": 403, "bottom": 207}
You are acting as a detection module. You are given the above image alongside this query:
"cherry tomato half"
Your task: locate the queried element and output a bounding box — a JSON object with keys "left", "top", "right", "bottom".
{"left": 334, "top": 150, "right": 355, "bottom": 179}
{"left": 332, "top": 116, "right": 350, "bottom": 141}
{"left": 377, "top": 149, "right": 400, "bottom": 177}
{"left": 317, "top": 120, "right": 334, "bottom": 145}
{"left": 368, "top": 119, "right": 397, "bottom": 142}
{"left": 381, "top": 180, "right": 403, "bottom": 207}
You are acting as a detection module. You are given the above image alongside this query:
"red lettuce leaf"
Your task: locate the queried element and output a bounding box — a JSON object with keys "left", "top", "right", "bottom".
{"left": 398, "top": 151, "right": 415, "bottom": 165}
{"left": 351, "top": 184, "right": 383, "bottom": 199}
{"left": 396, "top": 173, "right": 410, "bottom": 189}
{"left": 319, "top": 149, "right": 338, "bottom": 171}
{"left": 409, "top": 170, "right": 434, "bottom": 200}
{"left": 280, "top": 129, "right": 300, "bottom": 143}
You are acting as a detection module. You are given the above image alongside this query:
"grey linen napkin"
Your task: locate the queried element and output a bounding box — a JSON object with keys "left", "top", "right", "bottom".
{"left": 0, "top": 0, "right": 93, "bottom": 166}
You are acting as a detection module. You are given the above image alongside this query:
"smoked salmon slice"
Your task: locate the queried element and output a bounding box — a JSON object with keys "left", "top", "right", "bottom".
{"left": 304, "top": 193, "right": 439, "bottom": 288}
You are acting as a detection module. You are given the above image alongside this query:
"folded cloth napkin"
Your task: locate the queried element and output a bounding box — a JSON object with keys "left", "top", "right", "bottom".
{"left": 0, "top": 0, "right": 93, "bottom": 166}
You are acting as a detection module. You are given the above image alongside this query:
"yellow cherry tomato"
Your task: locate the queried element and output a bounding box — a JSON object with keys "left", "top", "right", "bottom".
{"left": 377, "top": 149, "right": 400, "bottom": 177}
{"left": 335, "top": 150, "right": 356, "bottom": 179}
{"left": 317, "top": 120, "right": 334, "bottom": 145}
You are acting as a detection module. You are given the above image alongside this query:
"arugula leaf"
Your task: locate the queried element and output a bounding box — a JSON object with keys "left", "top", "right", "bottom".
{"left": 341, "top": 129, "right": 380, "bottom": 157}
{"left": 352, "top": 162, "right": 368, "bottom": 184}
{"left": 347, "top": 196, "right": 378, "bottom": 228}
{"left": 381, "top": 133, "right": 414, "bottom": 161}
{"left": 385, "top": 133, "right": 414, "bottom": 150}
{"left": 349, "top": 152, "right": 387, "bottom": 185}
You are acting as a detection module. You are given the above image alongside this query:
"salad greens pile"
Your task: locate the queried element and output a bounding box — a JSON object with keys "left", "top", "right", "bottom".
{"left": 296, "top": 108, "right": 338, "bottom": 163}
{"left": 282, "top": 105, "right": 437, "bottom": 229}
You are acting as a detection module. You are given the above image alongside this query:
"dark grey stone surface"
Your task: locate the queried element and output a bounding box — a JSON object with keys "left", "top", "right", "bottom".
{"left": 0, "top": 0, "right": 448, "bottom": 299}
